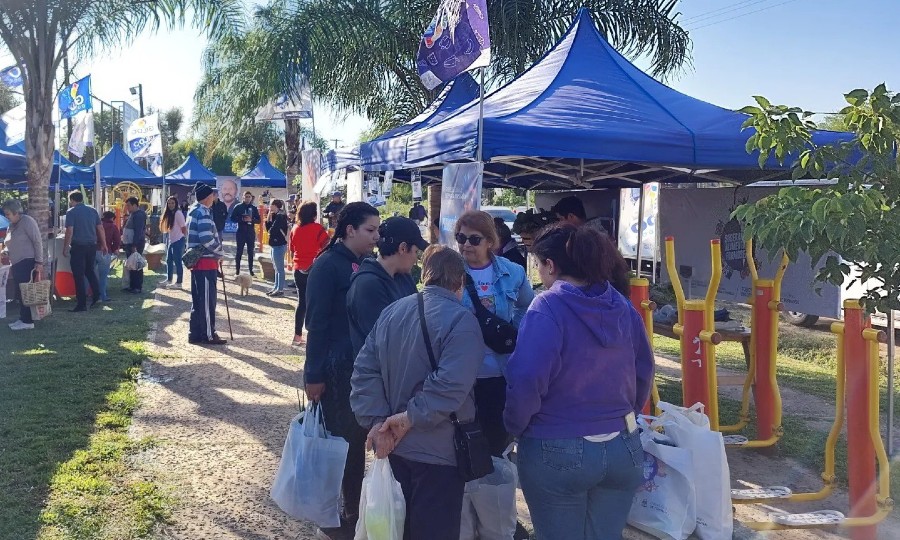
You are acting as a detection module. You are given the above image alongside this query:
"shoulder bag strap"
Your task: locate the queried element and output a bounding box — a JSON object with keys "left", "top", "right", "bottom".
{"left": 463, "top": 273, "right": 484, "bottom": 312}
{"left": 417, "top": 292, "right": 438, "bottom": 372}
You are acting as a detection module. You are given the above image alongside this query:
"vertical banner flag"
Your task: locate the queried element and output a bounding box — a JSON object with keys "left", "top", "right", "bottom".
{"left": 382, "top": 170, "right": 394, "bottom": 196}
{"left": 411, "top": 170, "right": 423, "bottom": 202}
{"left": 0, "top": 65, "right": 24, "bottom": 87}
{"left": 417, "top": 0, "right": 491, "bottom": 90}
{"left": 58, "top": 75, "right": 93, "bottom": 119}
{"left": 126, "top": 114, "right": 162, "bottom": 159}
{"left": 147, "top": 154, "right": 163, "bottom": 176}
{"left": 67, "top": 111, "right": 95, "bottom": 158}
{"left": 1, "top": 103, "right": 26, "bottom": 147}
{"left": 300, "top": 150, "right": 321, "bottom": 202}
{"left": 366, "top": 172, "right": 385, "bottom": 207}
{"left": 346, "top": 171, "right": 364, "bottom": 203}
{"left": 439, "top": 162, "right": 483, "bottom": 245}
{"left": 618, "top": 183, "right": 659, "bottom": 260}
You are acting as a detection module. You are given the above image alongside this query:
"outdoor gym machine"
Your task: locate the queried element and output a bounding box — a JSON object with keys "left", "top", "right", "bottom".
{"left": 719, "top": 239, "right": 788, "bottom": 448}
{"left": 664, "top": 236, "right": 722, "bottom": 430}
{"left": 734, "top": 300, "right": 891, "bottom": 538}
{"left": 629, "top": 277, "right": 661, "bottom": 414}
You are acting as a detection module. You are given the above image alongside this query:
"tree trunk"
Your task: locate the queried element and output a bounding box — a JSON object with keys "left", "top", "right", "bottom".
{"left": 428, "top": 184, "right": 441, "bottom": 243}
{"left": 284, "top": 118, "right": 300, "bottom": 191}
{"left": 24, "top": 69, "right": 56, "bottom": 241}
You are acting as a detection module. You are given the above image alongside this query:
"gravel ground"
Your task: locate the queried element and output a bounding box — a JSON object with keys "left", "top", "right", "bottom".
{"left": 128, "top": 259, "right": 897, "bottom": 539}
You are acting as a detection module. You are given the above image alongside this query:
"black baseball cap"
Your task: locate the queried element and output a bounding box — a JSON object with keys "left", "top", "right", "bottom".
{"left": 379, "top": 217, "right": 429, "bottom": 252}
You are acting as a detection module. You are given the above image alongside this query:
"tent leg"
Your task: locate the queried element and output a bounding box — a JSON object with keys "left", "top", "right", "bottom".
{"left": 636, "top": 185, "right": 645, "bottom": 278}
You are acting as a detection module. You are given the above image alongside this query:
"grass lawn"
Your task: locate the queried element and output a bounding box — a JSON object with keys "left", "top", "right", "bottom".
{"left": 0, "top": 266, "right": 171, "bottom": 540}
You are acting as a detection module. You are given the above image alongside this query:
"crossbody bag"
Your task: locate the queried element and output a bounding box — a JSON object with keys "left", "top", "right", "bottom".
{"left": 464, "top": 274, "right": 518, "bottom": 354}
{"left": 417, "top": 292, "right": 493, "bottom": 482}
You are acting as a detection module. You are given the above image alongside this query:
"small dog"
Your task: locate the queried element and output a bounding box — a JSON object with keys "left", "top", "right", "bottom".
{"left": 234, "top": 273, "right": 253, "bottom": 296}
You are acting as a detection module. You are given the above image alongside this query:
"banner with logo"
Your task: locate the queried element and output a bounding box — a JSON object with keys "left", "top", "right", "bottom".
{"left": 0, "top": 65, "right": 23, "bottom": 87}
{"left": 618, "top": 183, "right": 659, "bottom": 260}
{"left": 256, "top": 86, "right": 313, "bottom": 122}
{"left": 411, "top": 170, "right": 423, "bottom": 202}
{"left": 217, "top": 177, "right": 241, "bottom": 234}
{"left": 58, "top": 75, "right": 93, "bottom": 120}
{"left": 126, "top": 114, "right": 162, "bottom": 158}
{"left": 382, "top": 170, "right": 394, "bottom": 196}
{"left": 1, "top": 103, "right": 26, "bottom": 147}
{"left": 67, "top": 111, "right": 95, "bottom": 158}
{"left": 366, "top": 172, "right": 385, "bottom": 207}
{"left": 300, "top": 150, "right": 321, "bottom": 202}
{"left": 439, "top": 162, "right": 483, "bottom": 246}
{"left": 417, "top": 0, "right": 491, "bottom": 90}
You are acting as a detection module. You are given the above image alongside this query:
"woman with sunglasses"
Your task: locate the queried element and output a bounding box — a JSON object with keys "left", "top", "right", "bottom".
{"left": 454, "top": 210, "right": 535, "bottom": 457}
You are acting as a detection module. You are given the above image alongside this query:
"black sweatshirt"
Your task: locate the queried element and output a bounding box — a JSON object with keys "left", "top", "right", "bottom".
{"left": 346, "top": 258, "right": 418, "bottom": 357}
{"left": 266, "top": 212, "right": 289, "bottom": 246}
{"left": 230, "top": 202, "right": 260, "bottom": 238}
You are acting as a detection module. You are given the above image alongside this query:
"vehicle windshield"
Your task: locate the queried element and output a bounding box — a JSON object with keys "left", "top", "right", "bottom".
{"left": 484, "top": 208, "right": 516, "bottom": 222}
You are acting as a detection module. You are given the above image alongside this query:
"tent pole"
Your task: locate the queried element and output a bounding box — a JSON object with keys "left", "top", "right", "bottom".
{"left": 476, "top": 68, "right": 485, "bottom": 163}
{"left": 888, "top": 311, "right": 896, "bottom": 456}
{"left": 635, "top": 185, "right": 645, "bottom": 278}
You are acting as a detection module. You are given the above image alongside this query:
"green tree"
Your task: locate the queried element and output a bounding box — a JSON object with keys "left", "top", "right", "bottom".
{"left": 0, "top": 0, "right": 243, "bottom": 237}
{"left": 253, "top": 0, "right": 690, "bottom": 134}
{"left": 169, "top": 137, "right": 234, "bottom": 175}
{"left": 735, "top": 86, "right": 900, "bottom": 314}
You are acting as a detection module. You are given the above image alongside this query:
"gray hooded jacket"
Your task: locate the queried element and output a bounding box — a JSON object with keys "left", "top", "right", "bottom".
{"left": 350, "top": 285, "right": 482, "bottom": 467}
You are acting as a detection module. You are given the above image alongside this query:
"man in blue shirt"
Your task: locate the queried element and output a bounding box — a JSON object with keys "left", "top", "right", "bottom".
{"left": 62, "top": 191, "right": 107, "bottom": 312}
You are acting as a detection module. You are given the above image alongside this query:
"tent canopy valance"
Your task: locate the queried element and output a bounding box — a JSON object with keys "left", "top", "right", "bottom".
{"left": 240, "top": 154, "right": 286, "bottom": 188}
{"left": 362, "top": 9, "right": 853, "bottom": 190}
{"left": 165, "top": 152, "right": 217, "bottom": 185}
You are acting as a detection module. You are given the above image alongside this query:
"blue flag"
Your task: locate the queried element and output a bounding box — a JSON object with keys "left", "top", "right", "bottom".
{"left": 417, "top": 0, "right": 491, "bottom": 91}
{"left": 58, "top": 75, "right": 93, "bottom": 119}
{"left": 0, "top": 65, "right": 23, "bottom": 87}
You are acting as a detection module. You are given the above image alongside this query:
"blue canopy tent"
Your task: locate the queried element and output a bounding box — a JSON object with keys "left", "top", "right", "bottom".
{"left": 97, "top": 143, "right": 161, "bottom": 186}
{"left": 165, "top": 152, "right": 217, "bottom": 186}
{"left": 364, "top": 9, "right": 854, "bottom": 189}
{"left": 240, "top": 154, "right": 286, "bottom": 188}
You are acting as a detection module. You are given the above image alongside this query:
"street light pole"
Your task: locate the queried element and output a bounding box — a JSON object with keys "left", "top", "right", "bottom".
{"left": 129, "top": 83, "right": 144, "bottom": 117}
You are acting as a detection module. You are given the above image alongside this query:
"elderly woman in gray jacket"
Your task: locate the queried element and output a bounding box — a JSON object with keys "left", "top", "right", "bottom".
{"left": 2, "top": 199, "right": 44, "bottom": 330}
{"left": 351, "top": 245, "right": 482, "bottom": 540}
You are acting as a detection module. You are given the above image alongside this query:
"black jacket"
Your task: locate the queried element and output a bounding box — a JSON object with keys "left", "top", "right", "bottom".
{"left": 266, "top": 212, "right": 289, "bottom": 246}
{"left": 230, "top": 202, "right": 260, "bottom": 238}
{"left": 499, "top": 241, "right": 527, "bottom": 270}
{"left": 211, "top": 200, "right": 228, "bottom": 232}
{"left": 346, "top": 258, "right": 418, "bottom": 357}
{"left": 304, "top": 242, "right": 362, "bottom": 384}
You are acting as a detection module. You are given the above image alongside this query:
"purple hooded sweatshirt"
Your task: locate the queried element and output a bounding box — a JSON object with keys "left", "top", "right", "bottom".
{"left": 504, "top": 280, "right": 654, "bottom": 439}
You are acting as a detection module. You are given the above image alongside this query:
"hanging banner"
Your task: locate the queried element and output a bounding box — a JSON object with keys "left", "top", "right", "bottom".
{"left": 346, "top": 171, "right": 364, "bottom": 203}
{"left": 439, "top": 162, "right": 483, "bottom": 246}
{"left": 417, "top": 0, "right": 491, "bottom": 90}
{"left": 126, "top": 113, "right": 162, "bottom": 159}
{"left": 67, "top": 111, "right": 94, "bottom": 158}
{"left": 300, "top": 149, "right": 321, "bottom": 202}
{"left": 0, "top": 65, "right": 24, "bottom": 88}
{"left": 366, "top": 172, "right": 385, "bottom": 207}
{"left": 382, "top": 170, "right": 394, "bottom": 196}
{"left": 618, "top": 183, "right": 659, "bottom": 260}
{"left": 1, "top": 103, "right": 26, "bottom": 147}
{"left": 218, "top": 177, "right": 241, "bottom": 234}
{"left": 255, "top": 86, "right": 313, "bottom": 121}
{"left": 411, "top": 170, "right": 423, "bottom": 202}
{"left": 58, "top": 75, "right": 93, "bottom": 120}
{"left": 147, "top": 154, "right": 163, "bottom": 176}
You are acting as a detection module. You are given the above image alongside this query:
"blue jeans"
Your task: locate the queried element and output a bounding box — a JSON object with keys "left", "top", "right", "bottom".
{"left": 167, "top": 238, "right": 185, "bottom": 283}
{"left": 270, "top": 244, "right": 287, "bottom": 291}
{"left": 95, "top": 252, "right": 112, "bottom": 301}
{"left": 518, "top": 430, "right": 644, "bottom": 540}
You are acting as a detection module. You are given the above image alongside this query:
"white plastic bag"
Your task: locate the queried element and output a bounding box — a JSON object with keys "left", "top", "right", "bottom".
{"left": 460, "top": 445, "right": 518, "bottom": 540}
{"left": 269, "top": 404, "right": 349, "bottom": 528}
{"left": 657, "top": 402, "right": 732, "bottom": 540}
{"left": 0, "top": 265, "right": 10, "bottom": 319}
{"left": 125, "top": 251, "right": 146, "bottom": 271}
{"left": 354, "top": 458, "right": 406, "bottom": 540}
{"left": 628, "top": 423, "right": 696, "bottom": 540}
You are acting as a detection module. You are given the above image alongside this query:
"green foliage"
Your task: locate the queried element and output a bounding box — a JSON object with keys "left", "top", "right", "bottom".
{"left": 0, "top": 82, "right": 19, "bottom": 113}
{"left": 737, "top": 85, "right": 900, "bottom": 314}
{"left": 493, "top": 188, "right": 527, "bottom": 208}
{"left": 169, "top": 138, "right": 234, "bottom": 175}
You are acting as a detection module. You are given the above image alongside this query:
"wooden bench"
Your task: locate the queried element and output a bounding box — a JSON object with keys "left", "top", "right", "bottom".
{"left": 653, "top": 321, "right": 752, "bottom": 386}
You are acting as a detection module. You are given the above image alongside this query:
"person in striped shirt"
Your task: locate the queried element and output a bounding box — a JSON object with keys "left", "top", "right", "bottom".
{"left": 186, "top": 182, "right": 227, "bottom": 345}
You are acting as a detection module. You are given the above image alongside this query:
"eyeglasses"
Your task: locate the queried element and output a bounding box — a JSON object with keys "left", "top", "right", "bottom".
{"left": 455, "top": 233, "right": 484, "bottom": 246}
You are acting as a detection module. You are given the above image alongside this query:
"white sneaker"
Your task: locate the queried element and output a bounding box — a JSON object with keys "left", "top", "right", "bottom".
{"left": 8, "top": 320, "right": 23, "bottom": 328}
{"left": 10, "top": 320, "right": 34, "bottom": 330}
{"left": 166, "top": 282, "right": 182, "bottom": 289}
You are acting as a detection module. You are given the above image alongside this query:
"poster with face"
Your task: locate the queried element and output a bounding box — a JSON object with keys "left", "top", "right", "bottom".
{"left": 217, "top": 177, "right": 241, "bottom": 234}
{"left": 439, "top": 162, "right": 483, "bottom": 247}
{"left": 301, "top": 150, "right": 321, "bottom": 203}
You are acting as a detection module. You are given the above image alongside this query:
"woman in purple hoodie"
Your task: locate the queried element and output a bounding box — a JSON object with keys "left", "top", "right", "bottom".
{"left": 504, "top": 223, "right": 654, "bottom": 540}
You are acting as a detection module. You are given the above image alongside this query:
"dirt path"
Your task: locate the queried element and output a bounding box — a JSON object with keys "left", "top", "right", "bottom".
{"left": 129, "top": 263, "right": 897, "bottom": 539}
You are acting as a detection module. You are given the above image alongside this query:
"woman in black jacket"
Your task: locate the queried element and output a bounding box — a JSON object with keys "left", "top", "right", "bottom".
{"left": 304, "top": 202, "right": 380, "bottom": 539}
{"left": 265, "top": 199, "right": 290, "bottom": 296}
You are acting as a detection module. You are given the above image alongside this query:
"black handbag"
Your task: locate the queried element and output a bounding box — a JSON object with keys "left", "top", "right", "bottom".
{"left": 464, "top": 274, "right": 518, "bottom": 354}
{"left": 182, "top": 245, "right": 206, "bottom": 269}
{"left": 417, "top": 293, "right": 494, "bottom": 482}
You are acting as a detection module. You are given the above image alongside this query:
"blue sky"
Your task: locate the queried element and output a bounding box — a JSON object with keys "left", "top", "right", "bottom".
{"left": 3, "top": 0, "right": 898, "bottom": 146}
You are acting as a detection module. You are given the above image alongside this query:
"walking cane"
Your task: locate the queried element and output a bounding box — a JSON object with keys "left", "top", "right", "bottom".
{"left": 219, "top": 262, "right": 234, "bottom": 340}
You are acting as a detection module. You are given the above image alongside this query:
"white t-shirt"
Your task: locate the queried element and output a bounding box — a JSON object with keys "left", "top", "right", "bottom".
{"left": 468, "top": 264, "right": 504, "bottom": 378}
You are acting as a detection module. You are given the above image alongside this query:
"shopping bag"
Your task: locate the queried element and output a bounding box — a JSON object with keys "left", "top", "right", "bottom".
{"left": 125, "top": 251, "right": 146, "bottom": 271}
{"left": 657, "top": 402, "right": 732, "bottom": 540}
{"left": 463, "top": 446, "right": 518, "bottom": 540}
{"left": 354, "top": 458, "right": 406, "bottom": 540}
{"left": 627, "top": 423, "right": 696, "bottom": 540}
{"left": 459, "top": 490, "right": 478, "bottom": 540}
{"left": 269, "top": 403, "right": 348, "bottom": 528}
{"left": 0, "top": 265, "right": 9, "bottom": 319}
{"left": 30, "top": 299, "right": 52, "bottom": 321}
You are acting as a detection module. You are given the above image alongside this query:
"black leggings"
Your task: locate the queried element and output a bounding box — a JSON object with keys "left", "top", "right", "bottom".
{"left": 294, "top": 269, "right": 309, "bottom": 336}
{"left": 474, "top": 376, "right": 512, "bottom": 457}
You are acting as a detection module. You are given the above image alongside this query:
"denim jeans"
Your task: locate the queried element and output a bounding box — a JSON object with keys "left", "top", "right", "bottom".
{"left": 270, "top": 244, "right": 287, "bottom": 291}
{"left": 518, "top": 430, "right": 644, "bottom": 540}
{"left": 95, "top": 252, "right": 112, "bottom": 301}
{"left": 167, "top": 237, "right": 185, "bottom": 283}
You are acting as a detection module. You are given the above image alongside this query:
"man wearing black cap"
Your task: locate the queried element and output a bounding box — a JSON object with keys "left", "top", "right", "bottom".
{"left": 346, "top": 216, "right": 429, "bottom": 356}
{"left": 186, "top": 182, "right": 227, "bottom": 345}
{"left": 324, "top": 191, "right": 345, "bottom": 229}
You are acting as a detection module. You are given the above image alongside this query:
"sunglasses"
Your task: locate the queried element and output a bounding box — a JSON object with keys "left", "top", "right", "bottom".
{"left": 455, "top": 233, "right": 484, "bottom": 246}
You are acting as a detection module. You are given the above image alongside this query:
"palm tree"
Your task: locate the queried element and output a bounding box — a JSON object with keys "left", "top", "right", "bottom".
{"left": 250, "top": 0, "right": 691, "bottom": 134}
{"left": 0, "top": 0, "right": 244, "bottom": 237}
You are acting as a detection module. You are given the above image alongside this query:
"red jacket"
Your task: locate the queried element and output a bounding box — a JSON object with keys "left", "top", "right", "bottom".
{"left": 289, "top": 223, "right": 329, "bottom": 271}
{"left": 102, "top": 220, "right": 121, "bottom": 252}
